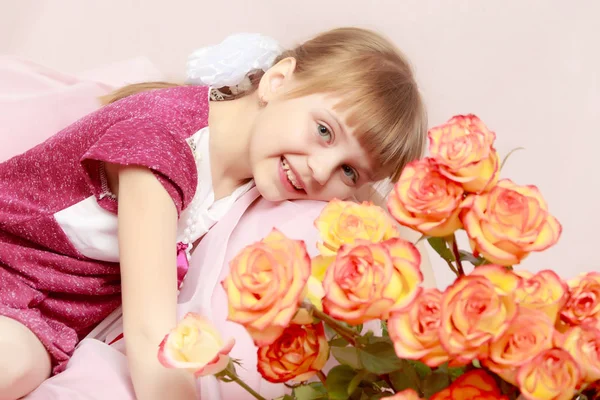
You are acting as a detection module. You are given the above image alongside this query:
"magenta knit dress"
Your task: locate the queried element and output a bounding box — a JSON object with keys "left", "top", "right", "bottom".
{"left": 0, "top": 85, "right": 209, "bottom": 374}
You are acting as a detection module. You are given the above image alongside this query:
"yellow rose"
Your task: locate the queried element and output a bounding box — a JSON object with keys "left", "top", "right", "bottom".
{"left": 221, "top": 229, "right": 310, "bottom": 346}
{"left": 517, "top": 348, "right": 581, "bottom": 400}
{"left": 461, "top": 179, "right": 562, "bottom": 266}
{"left": 293, "top": 274, "right": 326, "bottom": 325}
{"left": 323, "top": 238, "right": 422, "bottom": 325}
{"left": 387, "top": 158, "right": 464, "bottom": 237}
{"left": 440, "top": 265, "right": 519, "bottom": 364}
{"left": 257, "top": 322, "right": 329, "bottom": 383}
{"left": 485, "top": 308, "right": 554, "bottom": 385}
{"left": 388, "top": 288, "right": 449, "bottom": 367}
{"left": 314, "top": 199, "right": 399, "bottom": 256}
{"left": 514, "top": 270, "right": 568, "bottom": 322}
{"left": 560, "top": 272, "right": 600, "bottom": 327}
{"left": 558, "top": 324, "right": 600, "bottom": 383}
{"left": 428, "top": 114, "right": 499, "bottom": 193}
{"left": 158, "top": 313, "right": 234, "bottom": 377}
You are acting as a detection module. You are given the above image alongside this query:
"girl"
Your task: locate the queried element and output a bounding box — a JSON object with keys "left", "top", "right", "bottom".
{"left": 0, "top": 27, "right": 426, "bottom": 400}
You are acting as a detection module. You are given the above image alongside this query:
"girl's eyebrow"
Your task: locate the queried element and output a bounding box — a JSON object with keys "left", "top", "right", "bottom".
{"left": 324, "top": 109, "right": 375, "bottom": 180}
{"left": 324, "top": 109, "right": 347, "bottom": 138}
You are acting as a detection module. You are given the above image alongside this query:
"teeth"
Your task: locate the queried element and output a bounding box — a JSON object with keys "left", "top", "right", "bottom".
{"left": 281, "top": 158, "right": 303, "bottom": 190}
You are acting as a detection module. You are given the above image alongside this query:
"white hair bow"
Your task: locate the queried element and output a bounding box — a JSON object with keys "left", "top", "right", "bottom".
{"left": 186, "top": 33, "right": 283, "bottom": 88}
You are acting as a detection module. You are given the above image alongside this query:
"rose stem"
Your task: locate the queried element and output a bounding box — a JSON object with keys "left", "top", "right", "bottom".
{"left": 444, "top": 258, "right": 459, "bottom": 277}
{"left": 225, "top": 372, "right": 267, "bottom": 400}
{"left": 449, "top": 234, "right": 465, "bottom": 276}
{"left": 307, "top": 304, "right": 360, "bottom": 347}
{"left": 317, "top": 370, "right": 327, "bottom": 387}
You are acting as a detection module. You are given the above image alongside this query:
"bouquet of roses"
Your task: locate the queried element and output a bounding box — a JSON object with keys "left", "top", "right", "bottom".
{"left": 158, "top": 115, "right": 600, "bottom": 400}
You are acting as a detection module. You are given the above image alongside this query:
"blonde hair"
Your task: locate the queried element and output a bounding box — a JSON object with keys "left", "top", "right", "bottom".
{"left": 101, "top": 27, "right": 427, "bottom": 182}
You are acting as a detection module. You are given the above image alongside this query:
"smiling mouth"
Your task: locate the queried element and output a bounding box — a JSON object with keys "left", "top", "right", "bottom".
{"left": 281, "top": 157, "right": 304, "bottom": 191}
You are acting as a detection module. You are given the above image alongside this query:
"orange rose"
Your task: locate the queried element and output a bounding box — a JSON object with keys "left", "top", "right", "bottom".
{"left": 314, "top": 199, "right": 399, "bottom": 256}
{"left": 561, "top": 272, "right": 600, "bottom": 327}
{"left": 452, "top": 369, "right": 502, "bottom": 394}
{"left": 440, "top": 265, "right": 519, "bottom": 364}
{"left": 517, "top": 348, "right": 581, "bottom": 400}
{"left": 387, "top": 158, "right": 464, "bottom": 237}
{"left": 428, "top": 114, "right": 499, "bottom": 193}
{"left": 158, "top": 313, "right": 234, "bottom": 377}
{"left": 558, "top": 324, "right": 600, "bottom": 383}
{"left": 257, "top": 322, "right": 329, "bottom": 383}
{"left": 461, "top": 179, "right": 562, "bottom": 266}
{"left": 514, "top": 270, "right": 568, "bottom": 322}
{"left": 322, "top": 238, "right": 422, "bottom": 325}
{"left": 430, "top": 370, "right": 506, "bottom": 400}
{"left": 385, "top": 389, "right": 424, "bottom": 400}
{"left": 388, "top": 288, "right": 449, "bottom": 367}
{"left": 486, "top": 308, "right": 554, "bottom": 385}
{"left": 221, "top": 229, "right": 310, "bottom": 346}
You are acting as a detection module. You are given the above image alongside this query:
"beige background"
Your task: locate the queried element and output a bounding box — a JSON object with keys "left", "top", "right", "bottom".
{"left": 2, "top": 0, "right": 598, "bottom": 287}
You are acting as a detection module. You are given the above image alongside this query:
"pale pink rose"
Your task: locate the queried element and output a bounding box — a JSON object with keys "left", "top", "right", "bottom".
{"left": 158, "top": 313, "right": 234, "bottom": 377}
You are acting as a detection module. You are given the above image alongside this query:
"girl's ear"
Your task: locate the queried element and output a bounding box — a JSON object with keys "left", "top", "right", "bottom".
{"left": 258, "top": 57, "right": 297, "bottom": 102}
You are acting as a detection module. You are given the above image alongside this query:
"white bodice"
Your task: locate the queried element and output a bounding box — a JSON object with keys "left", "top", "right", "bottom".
{"left": 53, "top": 127, "right": 254, "bottom": 262}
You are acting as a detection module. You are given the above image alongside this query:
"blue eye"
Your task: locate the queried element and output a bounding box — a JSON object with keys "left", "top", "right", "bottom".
{"left": 317, "top": 124, "right": 333, "bottom": 142}
{"left": 342, "top": 165, "right": 358, "bottom": 184}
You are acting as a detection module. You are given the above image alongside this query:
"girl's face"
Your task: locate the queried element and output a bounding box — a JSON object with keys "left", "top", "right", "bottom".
{"left": 248, "top": 90, "right": 375, "bottom": 202}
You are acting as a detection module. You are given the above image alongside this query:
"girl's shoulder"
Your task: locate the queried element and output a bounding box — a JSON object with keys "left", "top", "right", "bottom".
{"left": 102, "top": 85, "right": 210, "bottom": 129}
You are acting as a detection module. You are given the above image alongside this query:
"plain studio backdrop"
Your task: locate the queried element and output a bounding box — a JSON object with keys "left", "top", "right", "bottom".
{"left": 1, "top": 0, "right": 598, "bottom": 288}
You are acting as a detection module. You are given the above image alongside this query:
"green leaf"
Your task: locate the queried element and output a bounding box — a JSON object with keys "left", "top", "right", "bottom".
{"left": 427, "top": 237, "right": 454, "bottom": 262}
{"left": 331, "top": 346, "right": 364, "bottom": 370}
{"left": 330, "top": 337, "right": 350, "bottom": 347}
{"left": 389, "top": 363, "right": 421, "bottom": 393}
{"left": 347, "top": 370, "right": 368, "bottom": 396}
{"left": 353, "top": 391, "right": 386, "bottom": 400}
{"left": 361, "top": 372, "right": 381, "bottom": 383}
{"left": 408, "top": 360, "right": 432, "bottom": 379}
{"left": 422, "top": 371, "right": 451, "bottom": 399}
{"left": 458, "top": 250, "right": 479, "bottom": 264}
{"left": 380, "top": 320, "right": 389, "bottom": 337}
{"left": 436, "top": 362, "right": 465, "bottom": 381}
{"left": 374, "top": 380, "right": 392, "bottom": 389}
{"left": 458, "top": 250, "right": 489, "bottom": 266}
{"left": 448, "top": 366, "right": 466, "bottom": 381}
{"left": 358, "top": 341, "right": 404, "bottom": 374}
{"left": 293, "top": 382, "right": 328, "bottom": 400}
{"left": 369, "top": 393, "right": 394, "bottom": 400}
{"left": 361, "top": 385, "right": 389, "bottom": 398}
{"left": 353, "top": 324, "right": 364, "bottom": 334}
{"left": 358, "top": 332, "right": 392, "bottom": 346}
{"left": 326, "top": 365, "right": 357, "bottom": 400}
{"left": 357, "top": 330, "right": 375, "bottom": 345}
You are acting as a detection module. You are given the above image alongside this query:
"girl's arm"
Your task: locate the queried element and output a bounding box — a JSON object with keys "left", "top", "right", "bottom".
{"left": 113, "top": 164, "right": 197, "bottom": 400}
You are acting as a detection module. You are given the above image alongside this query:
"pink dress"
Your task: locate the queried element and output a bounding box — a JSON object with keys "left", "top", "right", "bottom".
{"left": 0, "top": 85, "right": 210, "bottom": 374}
{"left": 25, "top": 189, "right": 329, "bottom": 400}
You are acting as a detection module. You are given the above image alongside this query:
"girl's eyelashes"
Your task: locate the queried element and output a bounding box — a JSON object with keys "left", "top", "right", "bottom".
{"left": 316, "top": 123, "right": 333, "bottom": 143}
{"left": 341, "top": 164, "right": 358, "bottom": 184}
{"left": 316, "top": 120, "right": 358, "bottom": 185}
